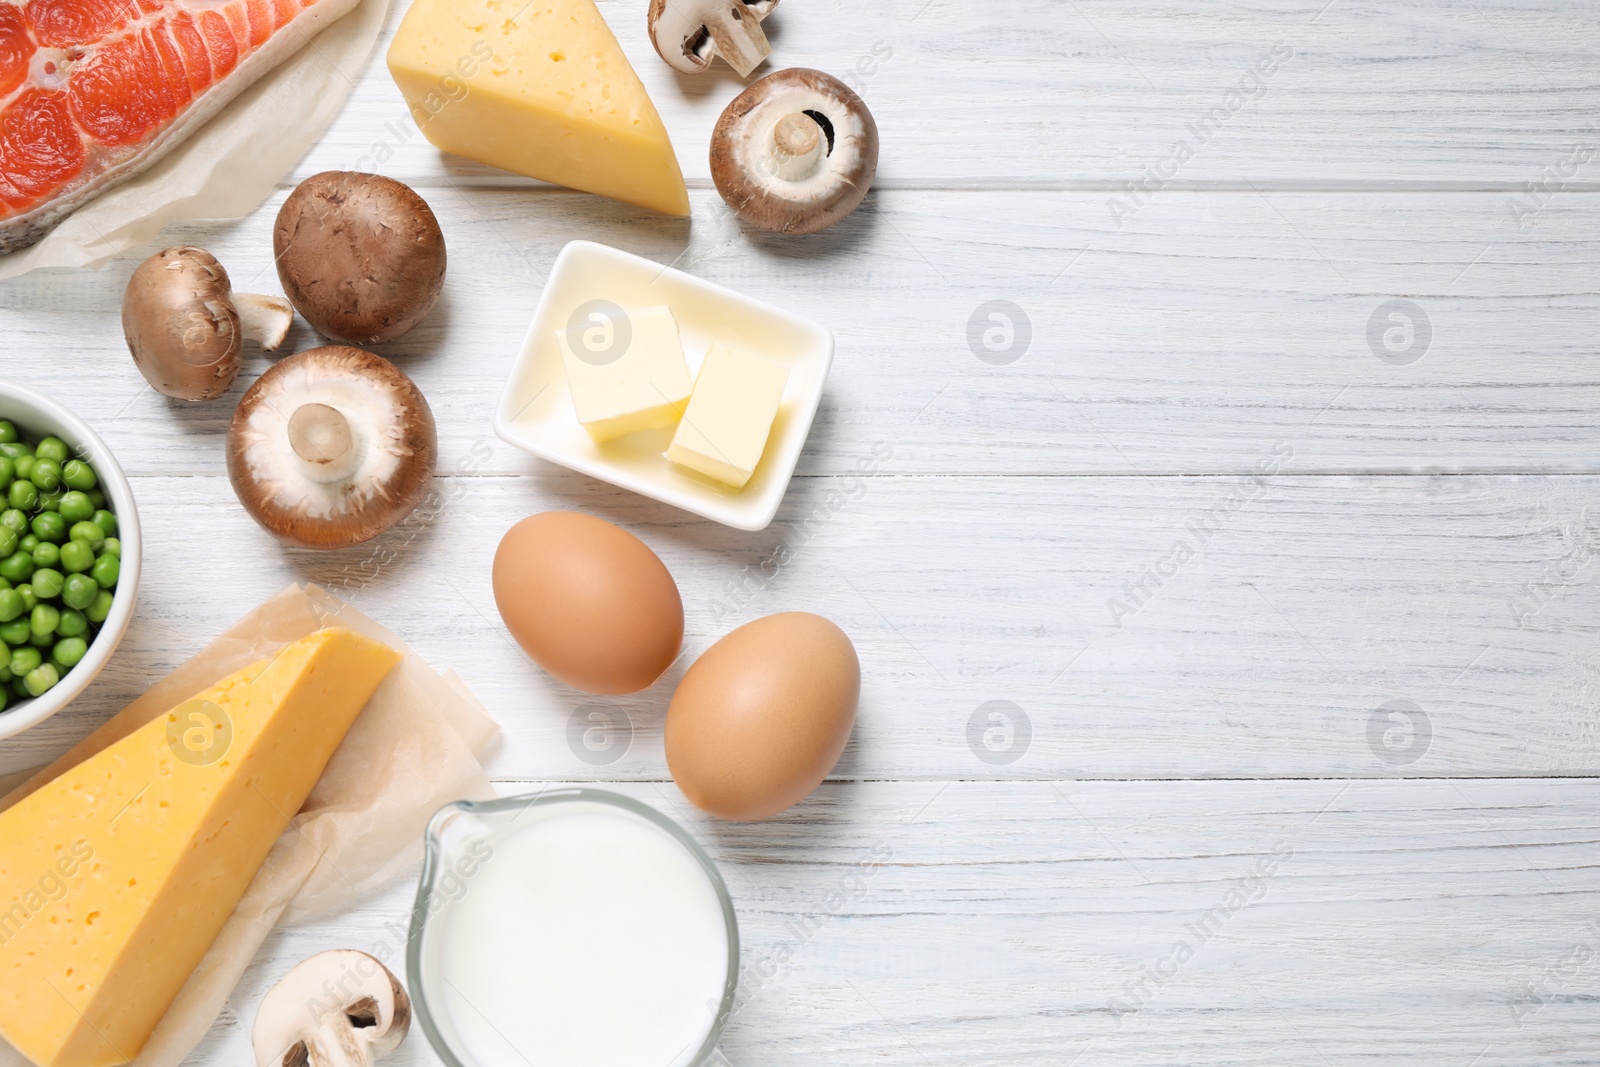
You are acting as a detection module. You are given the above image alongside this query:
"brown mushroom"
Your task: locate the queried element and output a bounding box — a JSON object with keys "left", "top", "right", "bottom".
{"left": 709, "top": 68, "right": 878, "bottom": 235}
{"left": 274, "top": 172, "right": 446, "bottom": 346}
{"left": 122, "top": 246, "right": 293, "bottom": 402}
{"left": 227, "top": 346, "right": 437, "bottom": 550}
{"left": 253, "top": 950, "right": 410, "bottom": 1067}
{"left": 648, "top": 0, "right": 778, "bottom": 77}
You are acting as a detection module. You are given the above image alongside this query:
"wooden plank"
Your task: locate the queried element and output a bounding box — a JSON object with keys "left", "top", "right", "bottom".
{"left": 4, "top": 471, "right": 1598, "bottom": 781}
{"left": 293, "top": 0, "right": 1600, "bottom": 190}
{"left": 6, "top": 189, "right": 1600, "bottom": 478}
{"left": 201, "top": 780, "right": 1600, "bottom": 1066}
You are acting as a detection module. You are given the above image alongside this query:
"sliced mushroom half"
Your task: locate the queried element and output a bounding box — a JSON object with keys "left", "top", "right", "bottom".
{"left": 253, "top": 950, "right": 411, "bottom": 1067}
{"left": 227, "top": 346, "right": 437, "bottom": 550}
{"left": 710, "top": 68, "right": 878, "bottom": 235}
{"left": 122, "top": 247, "right": 293, "bottom": 402}
{"left": 648, "top": 0, "right": 778, "bottom": 77}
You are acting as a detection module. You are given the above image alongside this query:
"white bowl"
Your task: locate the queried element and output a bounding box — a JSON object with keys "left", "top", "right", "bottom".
{"left": 494, "top": 241, "right": 834, "bottom": 531}
{"left": 0, "top": 383, "right": 140, "bottom": 741}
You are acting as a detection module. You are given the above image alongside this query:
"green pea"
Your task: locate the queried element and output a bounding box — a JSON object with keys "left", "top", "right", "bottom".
{"left": 0, "top": 663, "right": 10, "bottom": 685}
{"left": 71, "top": 522, "right": 105, "bottom": 550}
{"left": 86, "top": 489, "right": 105, "bottom": 509}
{"left": 8, "top": 479, "right": 37, "bottom": 511}
{"left": 9, "top": 646, "right": 40, "bottom": 674}
{"left": 29, "top": 604, "right": 59, "bottom": 637}
{"left": 56, "top": 608, "right": 87, "bottom": 638}
{"left": 35, "top": 438, "right": 68, "bottom": 464}
{"left": 86, "top": 590, "right": 113, "bottom": 624}
{"left": 100, "top": 537, "right": 120, "bottom": 559}
{"left": 30, "top": 568, "right": 63, "bottom": 600}
{"left": 92, "top": 510, "right": 117, "bottom": 536}
{"left": 0, "top": 421, "right": 14, "bottom": 444}
{"left": 61, "top": 574, "right": 98, "bottom": 611}
{"left": 51, "top": 637, "right": 86, "bottom": 669}
{"left": 57, "top": 491, "right": 93, "bottom": 523}
{"left": 17, "top": 535, "right": 36, "bottom": 553}
{"left": 0, "top": 456, "right": 11, "bottom": 491}
{"left": 31, "top": 512, "right": 65, "bottom": 543}
{"left": 23, "top": 663, "right": 59, "bottom": 697}
{"left": 0, "top": 527, "right": 14, "bottom": 559}
{"left": 10, "top": 676, "right": 26, "bottom": 699}
{"left": 91, "top": 554, "right": 119, "bottom": 588}
{"left": 30, "top": 543, "right": 58, "bottom": 569}
{"left": 26, "top": 630, "right": 50, "bottom": 648}
{"left": 17, "top": 585, "right": 35, "bottom": 611}
{"left": 0, "top": 443, "right": 26, "bottom": 460}
{"left": 0, "top": 575, "right": 8, "bottom": 590}
{"left": 61, "top": 460, "right": 96, "bottom": 492}
{"left": 0, "top": 552, "right": 33, "bottom": 583}
{"left": 29, "top": 459, "right": 60, "bottom": 492}
{"left": 0, "top": 619, "right": 27, "bottom": 645}
{"left": 0, "top": 509, "right": 23, "bottom": 534}
{"left": 60, "top": 540, "right": 94, "bottom": 574}
{"left": 0, "top": 588, "right": 27, "bottom": 620}
{"left": 37, "top": 490, "right": 61, "bottom": 512}
{"left": 12, "top": 454, "right": 33, "bottom": 480}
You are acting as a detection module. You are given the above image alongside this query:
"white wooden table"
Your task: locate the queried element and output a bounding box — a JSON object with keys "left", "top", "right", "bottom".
{"left": 5, "top": 1, "right": 1600, "bottom": 1063}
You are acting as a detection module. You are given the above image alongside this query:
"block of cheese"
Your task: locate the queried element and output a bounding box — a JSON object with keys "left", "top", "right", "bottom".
{"left": 667, "top": 344, "right": 790, "bottom": 489}
{"left": 387, "top": 0, "right": 690, "bottom": 216}
{"left": 0, "top": 628, "right": 400, "bottom": 1067}
{"left": 559, "top": 304, "right": 693, "bottom": 442}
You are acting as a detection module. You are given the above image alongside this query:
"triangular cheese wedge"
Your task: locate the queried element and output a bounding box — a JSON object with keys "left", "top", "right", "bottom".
{"left": 0, "top": 628, "right": 401, "bottom": 1067}
{"left": 387, "top": 0, "right": 690, "bottom": 216}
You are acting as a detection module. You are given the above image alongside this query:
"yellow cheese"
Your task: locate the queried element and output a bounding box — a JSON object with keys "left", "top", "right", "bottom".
{"left": 0, "top": 628, "right": 400, "bottom": 1067}
{"left": 387, "top": 0, "right": 689, "bottom": 216}
{"left": 667, "top": 344, "right": 790, "bottom": 489}
{"left": 559, "top": 304, "right": 693, "bottom": 441}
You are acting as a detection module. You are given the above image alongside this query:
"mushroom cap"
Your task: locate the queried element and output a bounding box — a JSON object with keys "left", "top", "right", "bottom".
{"left": 227, "top": 346, "right": 437, "bottom": 550}
{"left": 647, "top": 0, "right": 778, "bottom": 76}
{"left": 709, "top": 68, "right": 879, "bottom": 235}
{"left": 252, "top": 950, "right": 411, "bottom": 1067}
{"left": 122, "top": 246, "right": 243, "bottom": 402}
{"left": 274, "top": 172, "right": 446, "bottom": 346}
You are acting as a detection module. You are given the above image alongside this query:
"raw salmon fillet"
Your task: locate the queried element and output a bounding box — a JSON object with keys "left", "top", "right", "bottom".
{"left": 0, "top": 0, "right": 361, "bottom": 253}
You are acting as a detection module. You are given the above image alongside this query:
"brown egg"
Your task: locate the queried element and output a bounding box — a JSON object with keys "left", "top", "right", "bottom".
{"left": 666, "top": 613, "right": 860, "bottom": 820}
{"left": 492, "top": 512, "right": 683, "bottom": 694}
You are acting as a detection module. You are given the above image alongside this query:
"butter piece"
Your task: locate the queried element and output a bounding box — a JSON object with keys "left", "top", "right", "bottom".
{"left": 0, "top": 629, "right": 400, "bottom": 1067}
{"left": 560, "top": 305, "right": 693, "bottom": 442}
{"left": 386, "top": 0, "right": 690, "bottom": 216}
{"left": 667, "top": 345, "right": 790, "bottom": 489}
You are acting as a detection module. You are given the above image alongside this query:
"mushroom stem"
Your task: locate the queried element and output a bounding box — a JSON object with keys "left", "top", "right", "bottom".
{"left": 712, "top": 7, "right": 771, "bottom": 77}
{"left": 236, "top": 293, "right": 294, "bottom": 352}
{"left": 288, "top": 402, "right": 361, "bottom": 482}
{"left": 770, "top": 113, "right": 824, "bottom": 181}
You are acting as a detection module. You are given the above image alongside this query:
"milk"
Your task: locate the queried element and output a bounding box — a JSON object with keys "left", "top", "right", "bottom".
{"left": 416, "top": 798, "right": 732, "bottom": 1067}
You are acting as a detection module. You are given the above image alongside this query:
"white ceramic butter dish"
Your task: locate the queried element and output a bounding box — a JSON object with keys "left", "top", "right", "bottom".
{"left": 494, "top": 241, "right": 834, "bottom": 531}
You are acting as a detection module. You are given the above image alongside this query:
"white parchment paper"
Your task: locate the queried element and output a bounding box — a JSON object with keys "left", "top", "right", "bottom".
{"left": 0, "top": 583, "right": 499, "bottom": 1067}
{"left": 0, "top": 0, "right": 392, "bottom": 282}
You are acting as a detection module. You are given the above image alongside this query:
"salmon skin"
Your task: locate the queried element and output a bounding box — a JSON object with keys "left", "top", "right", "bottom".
{"left": 0, "top": 0, "right": 361, "bottom": 254}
